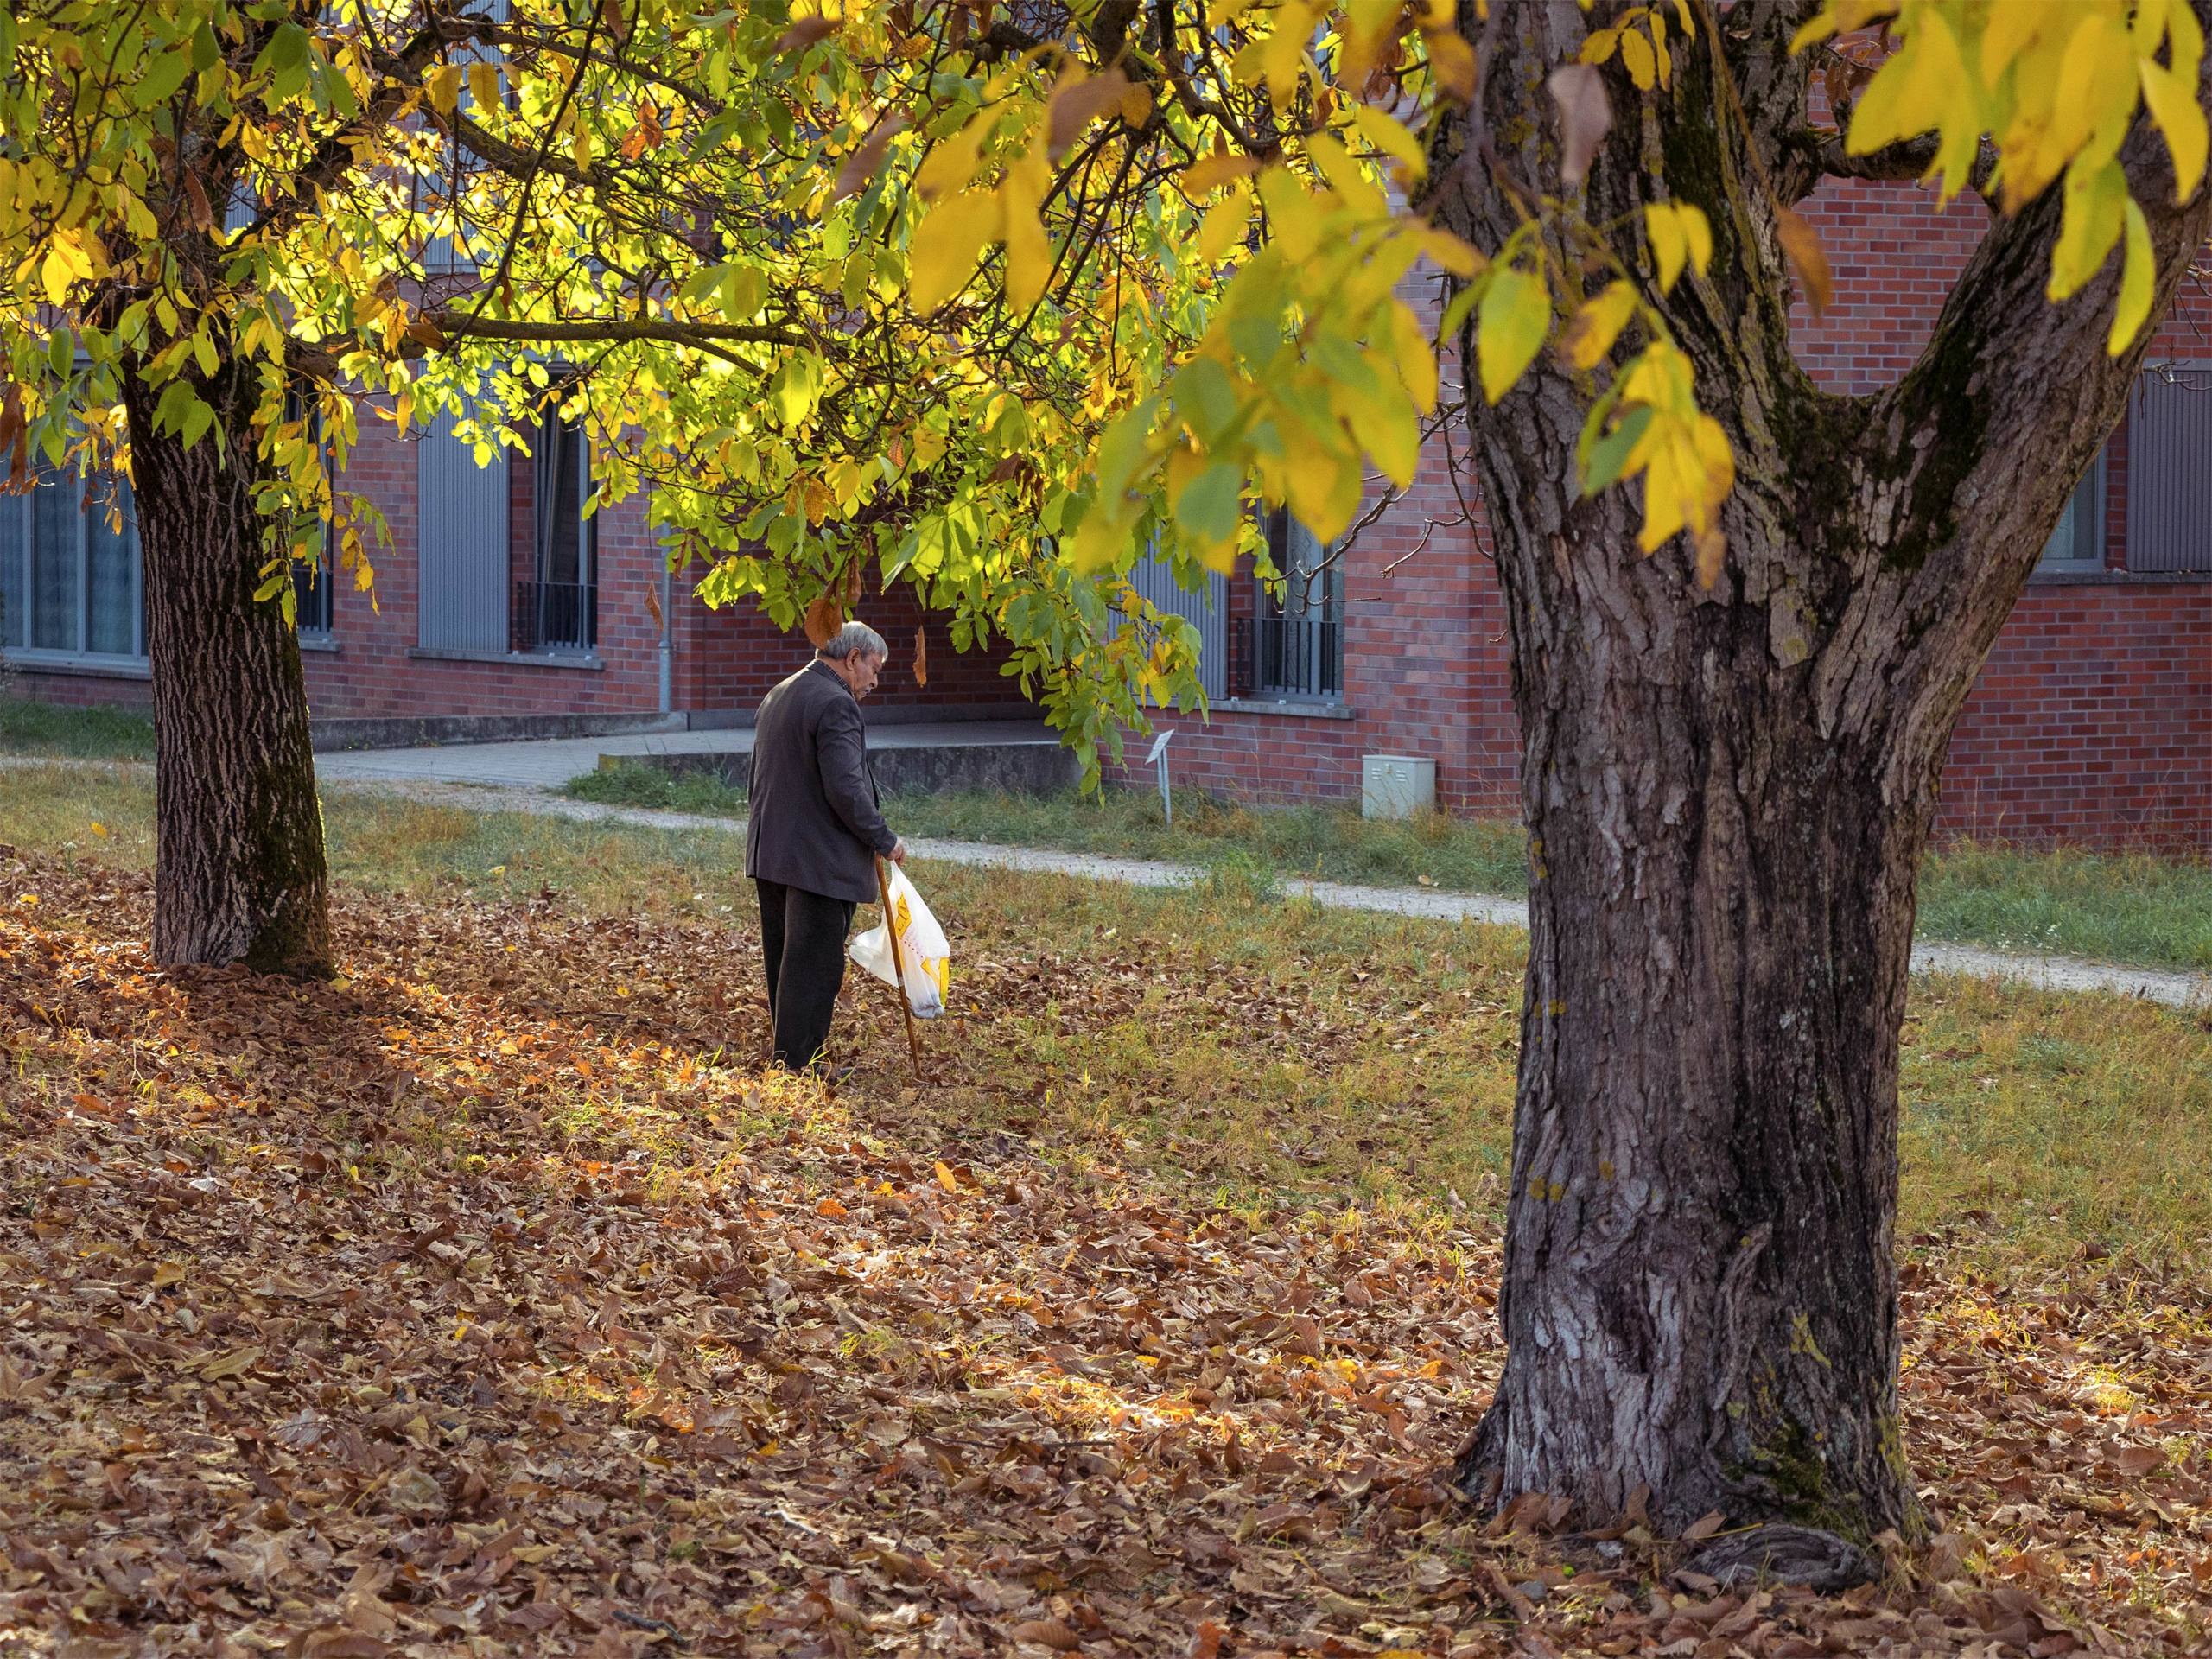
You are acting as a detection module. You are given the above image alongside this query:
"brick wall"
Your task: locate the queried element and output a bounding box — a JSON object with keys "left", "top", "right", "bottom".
{"left": 674, "top": 569, "right": 1021, "bottom": 718}
{"left": 10, "top": 403, "right": 1027, "bottom": 728}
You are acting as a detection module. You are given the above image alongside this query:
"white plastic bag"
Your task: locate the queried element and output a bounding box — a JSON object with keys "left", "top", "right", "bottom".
{"left": 849, "top": 862, "right": 950, "bottom": 1019}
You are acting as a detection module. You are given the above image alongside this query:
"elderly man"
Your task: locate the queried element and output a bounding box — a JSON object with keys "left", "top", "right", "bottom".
{"left": 745, "top": 621, "right": 909, "bottom": 1076}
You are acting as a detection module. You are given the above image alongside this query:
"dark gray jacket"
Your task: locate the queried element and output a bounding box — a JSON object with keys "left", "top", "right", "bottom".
{"left": 744, "top": 659, "right": 897, "bottom": 904}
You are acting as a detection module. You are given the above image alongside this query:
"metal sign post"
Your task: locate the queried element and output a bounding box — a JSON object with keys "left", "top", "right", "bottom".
{"left": 1146, "top": 728, "right": 1176, "bottom": 826}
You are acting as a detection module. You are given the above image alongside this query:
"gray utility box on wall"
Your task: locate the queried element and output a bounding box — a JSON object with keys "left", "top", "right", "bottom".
{"left": 1362, "top": 753, "right": 1436, "bottom": 820}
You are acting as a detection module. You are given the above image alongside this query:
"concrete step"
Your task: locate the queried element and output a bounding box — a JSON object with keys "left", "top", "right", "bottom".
{"left": 605, "top": 723, "right": 1077, "bottom": 796}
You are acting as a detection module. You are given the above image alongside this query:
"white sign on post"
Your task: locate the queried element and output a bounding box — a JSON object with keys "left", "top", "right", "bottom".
{"left": 1146, "top": 728, "right": 1176, "bottom": 825}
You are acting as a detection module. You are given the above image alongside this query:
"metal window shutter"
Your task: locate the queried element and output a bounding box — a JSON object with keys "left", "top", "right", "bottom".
{"left": 2126, "top": 367, "right": 2212, "bottom": 573}
{"left": 416, "top": 403, "right": 510, "bottom": 650}
{"left": 1128, "top": 551, "right": 1228, "bottom": 701}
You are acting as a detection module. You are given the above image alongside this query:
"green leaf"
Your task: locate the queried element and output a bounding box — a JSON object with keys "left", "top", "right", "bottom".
{"left": 1579, "top": 405, "right": 1652, "bottom": 496}
{"left": 140, "top": 50, "right": 192, "bottom": 106}
{"left": 1173, "top": 461, "right": 1243, "bottom": 544}
{"left": 1172, "top": 357, "right": 1239, "bottom": 446}
{"left": 266, "top": 22, "right": 308, "bottom": 72}
{"left": 1477, "top": 270, "right": 1549, "bottom": 404}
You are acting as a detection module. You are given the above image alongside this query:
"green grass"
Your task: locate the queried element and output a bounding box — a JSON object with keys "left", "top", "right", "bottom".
{"left": 569, "top": 760, "right": 2212, "bottom": 973}
{"left": 0, "top": 695, "right": 156, "bottom": 760}
{"left": 5, "top": 691, "right": 2207, "bottom": 972}
{"left": 7, "top": 757, "right": 2212, "bottom": 1269}
{"left": 569, "top": 758, "right": 1535, "bottom": 893}
{"left": 1916, "top": 840, "right": 2212, "bottom": 973}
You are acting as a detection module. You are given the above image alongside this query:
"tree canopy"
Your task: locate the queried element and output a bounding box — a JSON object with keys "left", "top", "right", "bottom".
{"left": 3, "top": 0, "right": 2202, "bottom": 771}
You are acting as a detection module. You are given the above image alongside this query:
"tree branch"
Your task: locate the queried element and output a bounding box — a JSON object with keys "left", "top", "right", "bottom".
{"left": 423, "top": 314, "right": 808, "bottom": 350}
{"left": 1850, "top": 10, "right": 2212, "bottom": 733}
{"left": 1718, "top": 0, "right": 1823, "bottom": 198}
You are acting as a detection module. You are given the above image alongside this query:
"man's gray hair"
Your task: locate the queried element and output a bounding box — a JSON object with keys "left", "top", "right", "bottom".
{"left": 818, "top": 620, "right": 887, "bottom": 662}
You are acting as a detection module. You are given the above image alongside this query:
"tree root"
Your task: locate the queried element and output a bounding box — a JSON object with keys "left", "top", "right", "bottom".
{"left": 1681, "top": 1524, "right": 1879, "bottom": 1593}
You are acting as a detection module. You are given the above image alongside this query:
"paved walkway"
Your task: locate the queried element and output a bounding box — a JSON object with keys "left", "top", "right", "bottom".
{"left": 313, "top": 773, "right": 2212, "bottom": 1012}
{"left": 315, "top": 721, "right": 1061, "bottom": 791}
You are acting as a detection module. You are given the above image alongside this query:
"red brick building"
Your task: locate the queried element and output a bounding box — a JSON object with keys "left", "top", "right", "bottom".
{"left": 4, "top": 173, "right": 2207, "bottom": 850}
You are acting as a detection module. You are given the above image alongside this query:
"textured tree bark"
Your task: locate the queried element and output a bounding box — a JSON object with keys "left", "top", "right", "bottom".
{"left": 1430, "top": 0, "right": 2212, "bottom": 1575}
{"left": 120, "top": 355, "right": 334, "bottom": 976}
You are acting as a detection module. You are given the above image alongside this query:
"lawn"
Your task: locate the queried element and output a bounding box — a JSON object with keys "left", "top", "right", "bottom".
{"left": 570, "top": 759, "right": 2212, "bottom": 976}
{"left": 0, "top": 692, "right": 156, "bottom": 760}
{"left": 8, "top": 695, "right": 2209, "bottom": 971}
{"left": 4, "top": 765, "right": 2212, "bottom": 1655}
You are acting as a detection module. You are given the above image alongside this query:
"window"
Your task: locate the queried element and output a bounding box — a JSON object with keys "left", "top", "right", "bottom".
{"left": 1253, "top": 506, "right": 1344, "bottom": 700}
{"left": 0, "top": 468, "right": 143, "bottom": 661}
{"left": 2123, "top": 366, "right": 2212, "bottom": 573}
{"left": 283, "top": 389, "right": 334, "bottom": 638}
{"left": 2038, "top": 451, "right": 2106, "bottom": 569}
{"left": 293, "top": 550, "right": 334, "bottom": 636}
{"left": 512, "top": 397, "right": 596, "bottom": 652}
{"left": 1127, "top": 541, "right": 1230, "bottom": 702}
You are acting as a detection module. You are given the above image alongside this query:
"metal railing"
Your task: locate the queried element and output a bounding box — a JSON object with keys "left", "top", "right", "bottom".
{"left": 1238, "top": 612, "right": 1343, "bottom": 701}
{"left": 512, "top": 580, "right": 596, "bottom": 653}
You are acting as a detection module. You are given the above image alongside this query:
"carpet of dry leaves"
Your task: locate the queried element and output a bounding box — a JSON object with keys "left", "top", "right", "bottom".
{"left": 2, "top": 847, "right": 2209, "bottom": 1658}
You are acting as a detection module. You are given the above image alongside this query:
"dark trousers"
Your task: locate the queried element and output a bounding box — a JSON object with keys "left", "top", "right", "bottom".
{"left": 754, "top": 879, "right": 856, "bottom": 1071}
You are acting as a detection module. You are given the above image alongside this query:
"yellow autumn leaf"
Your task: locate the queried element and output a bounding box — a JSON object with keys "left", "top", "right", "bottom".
{"left": 1644, "top": 200, "right": 1710, "bottom": 293}
{"left": 1477, "top": 268, "right": 1549, "bottom": 404}
{"left": 909, "top": 190, "right": 1001, "bottom": 312}
{"left": 917, "top": 110, "right": 991, "bottom": 201}
{"left": 1306, "top": 132, "right": 1387, "bottom": 218}
{"left": 1422, "top": 27, "right": 1477, "bottom": 103}
{"left": 2107, "top": 197, "right": 2154, "bottom": 355}
{"left": 1645, "top": 205, "right": 1687, "bottom": 293}
{"left": 1420, "top": 226, "right": 1485, "bottom": 278}
{"left": 2047, "top": 158, "right": 2126, "bottom": 302}
{"left": 1842, "top": 10, "right": 1956, "bottom": 157}
{"left": 1564, "top": 279, "right": 1637, "bottom": 370}
{"left": 1181, "top": 150, "right": 1260, "bottom": 195}
{"left": 1349, "top": 104, "right": 1427, "bottom": 185}
{"left": 1279, "top": 423, "right": 1363, "bottom": 542}
{"left": 1196, "top": 181, "right": 1255, "bottom": 265}
{"left": 1002, "top": 188, "right": 1052, "bottom": 310}
{"left": 1618, "top": 25, "right": 1656, "bottom": 91}
{"left": 1256, "top": 167, "right": 1324, "bottom": 263}
{"left": 1259, "top": 0, "right": 1319, "bottom": 103}
{"left": 427, "top": 62, "right": 462, "bottom": 114}
{"left": 467, "top": 60, "right": 500, "bottom": 111}
{"left": 2139, "top": 59, "right": 2209, "bottom": 205}
{"left": 40, "top": 245, "right": 82, "bottom": 304}
{"left": 1387, "top": 299, "right": 1439, "bottom": 415}
{"left": 1677, "top": 201, "right": 1713, "bottom": 275}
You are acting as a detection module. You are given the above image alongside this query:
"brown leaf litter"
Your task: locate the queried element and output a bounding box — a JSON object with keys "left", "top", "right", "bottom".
{"left": 0, "top": 849, "right": 2207, "bottom": 1656}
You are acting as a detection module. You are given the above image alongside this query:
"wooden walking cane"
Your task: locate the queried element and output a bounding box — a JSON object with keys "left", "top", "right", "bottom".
{"left": 875, "top": 855, "right": 926, "bottom": 1080}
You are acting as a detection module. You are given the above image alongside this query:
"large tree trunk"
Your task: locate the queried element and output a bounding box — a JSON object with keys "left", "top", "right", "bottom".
{"left": 1432, "top": 0, "right": 2212, "bottom": 1578}
{"left": 120, "top": 355, "right": 333, "bottom": 976}
{"left": 1457, "top": 422, "right": 1937, "bottom": 1566}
